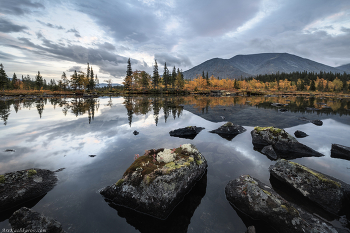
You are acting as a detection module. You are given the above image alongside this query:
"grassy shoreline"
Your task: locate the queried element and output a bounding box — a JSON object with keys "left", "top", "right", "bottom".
{"left": 0, "top": 89, "right": 349, "bottom": 98}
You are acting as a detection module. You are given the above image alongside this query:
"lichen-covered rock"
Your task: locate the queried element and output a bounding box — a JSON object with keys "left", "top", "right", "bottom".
{"left": 261, "top": 145, "right": 278, "bottom": 160}
{"left": 209, "top": 122, "right": 246, "bottom": 141}
{"left": 269, "top": 159, "right": 350, "bottom": 215}
{"left": 294, "top": 130, "right": 308, "bottom": 138}
{"left": 225, "top": 175, "right": 338, "bottom": 233}
{"left": 100, "top": 144, "right": 207, "bottom": 219}
{"left": 331, "top": 144, "right": 350, "bottom": 161}
{"left": 0, "top": 169, "right": 57, "bottom": 210}
{"left": 169, "top": 126, "right": 204, "bottom": 139}
{"left": 9, "top": 207, "right": 66, "bottom": 233}
{"left": 251, "top": 126, "right": 324, "bottom": 159}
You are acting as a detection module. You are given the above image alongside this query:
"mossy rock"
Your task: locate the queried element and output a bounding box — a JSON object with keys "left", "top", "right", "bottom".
{"left": 100, "top": 144, "right": 207, "bottom": 219}
{"left": 269, "top": 159, "right": 350, "bottom": 215}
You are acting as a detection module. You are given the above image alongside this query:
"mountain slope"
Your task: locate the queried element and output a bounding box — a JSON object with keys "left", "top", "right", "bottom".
{"left": 336, "top": 64, "right": 350, "bottom": 73}
{"left": 183, "top": 58, "right": 251, "bottom": 80}
{"left": 183, "top": 53, "right": 345, "bottom": 80}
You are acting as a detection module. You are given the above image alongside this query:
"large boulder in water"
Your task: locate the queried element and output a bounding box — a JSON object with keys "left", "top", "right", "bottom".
{"left": 251, "top": 126, "right": 324, "bottom": 159}
{"left": 209, "top": 122, "right": 246, "bottom": 141}
{"left": 9, "top": 207, "right": 66, "bottom": 233}
{"left": 0, "top": 168, "right": 57, "bottom": 210}
{"left": 269, "top": 159, "right": 350, "bottom": 215}
{"left": 100, "top": 144, "right": 207, "bottom": 219}
{"left": 169, "top": 126, "right": 204, "bottom": 139}
{"left": 225, "top": 175, "right": 338, "bottom": 233}
{"left": 331, "top": 144, "right": 350, "bottom": 161}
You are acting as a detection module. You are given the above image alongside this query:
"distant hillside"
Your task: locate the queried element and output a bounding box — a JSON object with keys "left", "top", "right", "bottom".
{"left": 336, "top": 63, "right": 350, "bottom": 73}
{"left": 183, "top": 53, "right": 346, "bottom": 80}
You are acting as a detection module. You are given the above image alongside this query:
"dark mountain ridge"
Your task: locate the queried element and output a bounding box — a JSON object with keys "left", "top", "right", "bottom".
{"left": 183, "top": 53, "right": 348, "bottom": 80}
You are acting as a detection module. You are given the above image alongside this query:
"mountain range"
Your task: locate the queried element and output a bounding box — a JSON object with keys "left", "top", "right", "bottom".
{"left": 183, "top": 53, "right": 350, "bottom": 80}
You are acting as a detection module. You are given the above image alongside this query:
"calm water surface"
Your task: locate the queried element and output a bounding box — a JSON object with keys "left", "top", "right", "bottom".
{"left": 1, "top": 96, "right": 350, "bottom": 233}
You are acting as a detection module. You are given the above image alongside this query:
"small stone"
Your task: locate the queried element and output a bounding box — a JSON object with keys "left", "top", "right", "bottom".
{"left": 294, "top": 130, "right": 308, "bottom": 138}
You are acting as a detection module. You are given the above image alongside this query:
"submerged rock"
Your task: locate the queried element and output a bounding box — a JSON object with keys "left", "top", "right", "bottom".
{"left": 311, "top": 119, "right": 323, "bottom": 126}
{"left": 294, "top": 130, "right": 308, "bottom": 138}
{"left": 0, "top": 168, "right": 57, "bottom": 210}
{"left": 169, "top": 126, "right": 204, "bottom": 139}
{"left": 298, "top": 117, "right": 323, "bottom": 126}
{"left": 133, "top": 130, "right": 139, "bottom": 135}
{"left": 225, "top": 175, "right": 338, "bottom": 233}
{"left": 269, "top": 159, "right": 350, "bottom": 215}
{"left": 251, "top": 126, "right": 323, "bottom": 159}
{"left": 209, "top": 122, "right": 246, "bottom": 141}
{"left": 100, "top": 144, "right": 207, "bottom": 219}
{"left": 9, "top": 207, "right": 66, "bottom": 233}
{"left": 331, "top": 144, "right": 350, "bottom": 161}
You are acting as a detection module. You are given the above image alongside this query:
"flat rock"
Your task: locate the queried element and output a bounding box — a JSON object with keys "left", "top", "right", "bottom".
{"left": 331, "top": 144, "right": 350, "bottom": 161}
{"left": 169, "top": 126, "right": 204, "bottom": 139}
{"left": 209, "top": 122, "right": 246, "bottom": 141}
{"left": 9, "top": 207, "right": 66, "bottom": 233}
{"left": 0, "top": 168, "right": 57, "bottom": 210}
{"left": 251, "top": 126, "right": 324, "bottom": 159}
{"left": 100, "top": 144, "right": 207, "bottom": 219}
{"left": 294, "top": 130, "right": 308, "bottom": 138}
{"left": 225, "top": 174, "right": 338, "bottom": 233}
{"left": 269, "top": 159, "right": 350, "bottom": 215}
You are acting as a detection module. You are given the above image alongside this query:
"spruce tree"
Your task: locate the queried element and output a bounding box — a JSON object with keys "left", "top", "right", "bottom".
{"left": 163, "top": 62, "right": 169, "bottom": 90}
{"left": 89, "top": 67, "right": 95, "bottom": 91}
{"left": 310, "top": 80, "right": 316, "bottom": 91}
{"left": 171, "top": 66, "right": 176, "bottom": 88}
{"left": 123, "top": 58, "right": 133, "bottom": 91}
{"left": 35, "top": 71, "right": 43, "bottom": 90}
{"left": 12, "top": 73, "right": 18, "bottom": 89}
{"left": 0, "top": 64, "right": 8, "bottom": 91}
{"left": 152, "top": 60, "right": 159, "bottom": 89}
{"left": 206, "top": 72, "right": 209, "bottom": 86}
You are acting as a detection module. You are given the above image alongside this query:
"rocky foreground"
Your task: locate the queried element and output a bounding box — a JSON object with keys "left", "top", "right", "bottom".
{"left": 270, "top": 159, "right": 350, "bottom": 215}
{"left": 225, "top": 174, "right": 338, "bottom": 233}
{"left": 0, "top": 168, "right": 57, "bottom": 210}
{"left": 9, "top": 207, "right": 66, "bottom": 233}
{"left": 100, "top": 144, "right": 207, "bottom": 219}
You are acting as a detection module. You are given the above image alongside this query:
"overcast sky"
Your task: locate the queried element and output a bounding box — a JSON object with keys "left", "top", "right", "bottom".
{"left": 0, "top": 0, "right": 349, "bottom": 84}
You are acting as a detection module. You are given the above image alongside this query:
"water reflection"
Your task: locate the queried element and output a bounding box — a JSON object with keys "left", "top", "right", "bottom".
{"left": 1, "top": 96, "right": 350, "bottom": 126}
{"left": 0, "top": 96, "right": 350, "bottom": 232}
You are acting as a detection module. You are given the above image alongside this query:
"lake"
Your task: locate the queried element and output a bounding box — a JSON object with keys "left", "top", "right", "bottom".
{"left": 1, "top": 95, "right": 350, "bottom": 232}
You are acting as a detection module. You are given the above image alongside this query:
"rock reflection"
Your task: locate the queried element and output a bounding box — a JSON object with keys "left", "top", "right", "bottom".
{"left": 105, "top": 173, "right": 207, "bottom": 233}
{"left": 0, "top": 194, "right": 47, "bottom": 222}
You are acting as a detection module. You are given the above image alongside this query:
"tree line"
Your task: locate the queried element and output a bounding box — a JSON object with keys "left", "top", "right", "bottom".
{"left": 0, "top": 63, "right": 99, "bottom": 92}
{"left": 123, "top": 59, "right": 185, "bottom": 91}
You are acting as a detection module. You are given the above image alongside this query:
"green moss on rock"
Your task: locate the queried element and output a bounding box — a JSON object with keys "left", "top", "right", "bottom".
{"left": 115, "top": 179, "right": 124, "bottom": 186}
{"left": 289, "top": 161, "right": 341, "bottom": 188}
{"left": 27, "top": 169, "right": 37, "bottom": 177}
{"left": 121, "top": 144, "right": 202, "bottom": 186}
{"left": 0, "top": 175, "right": 5, "bottom": 183}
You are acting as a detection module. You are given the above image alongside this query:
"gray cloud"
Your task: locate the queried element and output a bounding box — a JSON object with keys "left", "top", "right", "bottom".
{"left": 11, "top": 36, "right": 135, "bottom": 77}
{"left": 37, "top": 20, "right": 64, "bottom": 30}
{"left": 36, "top": 31, "right": 43, "bottom": 39}
{"left": 0, "top": 18, "right": 28, "bottom": 33}
{"left": 97, "top": 42, "right": 116, "bottom": 51}
{"left": 155, "top": 53, "right": 192, "bottom": 67}
{"left": 66, "top": 28, "right": 81, "bottom": 37}
{"left": 0, "top": 0, "right": 45, "bottom": 15}
{"left": 67, "top": 66, "right": 82, "bottom": 72}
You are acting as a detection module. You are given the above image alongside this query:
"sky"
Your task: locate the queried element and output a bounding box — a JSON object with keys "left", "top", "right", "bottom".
{"left": 0, "top": 0, "right": 350, "bottom": 84}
